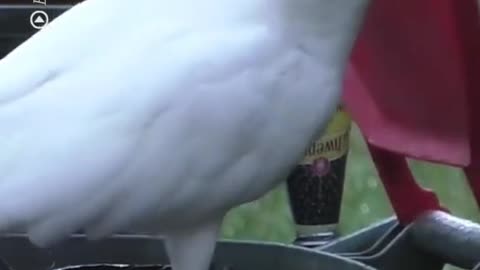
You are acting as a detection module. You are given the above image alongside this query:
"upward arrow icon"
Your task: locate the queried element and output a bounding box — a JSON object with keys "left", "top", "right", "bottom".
{"left": 34, "top": 16, "right": 45, "bottom": 24}
{"left": 30, "top": 10, "right": 50, "bottom": 30}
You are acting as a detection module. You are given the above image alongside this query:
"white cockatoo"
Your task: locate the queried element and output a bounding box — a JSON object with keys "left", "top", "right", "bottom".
{"left": 0, "top": 0, "right": 370, "bottom": 269}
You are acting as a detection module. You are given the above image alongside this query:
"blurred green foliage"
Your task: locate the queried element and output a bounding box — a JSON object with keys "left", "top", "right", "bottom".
{"left": 220, "top": 125, "right": 479, "bottom": 269}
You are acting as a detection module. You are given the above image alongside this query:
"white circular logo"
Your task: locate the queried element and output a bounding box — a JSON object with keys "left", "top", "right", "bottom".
{"left": 30, "top": 10, "right": 50, "bottom": 30}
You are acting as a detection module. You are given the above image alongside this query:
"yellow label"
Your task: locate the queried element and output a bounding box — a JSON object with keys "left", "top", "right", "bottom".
{"left": 300, "top": 105, "right": 352, "bottom": 164}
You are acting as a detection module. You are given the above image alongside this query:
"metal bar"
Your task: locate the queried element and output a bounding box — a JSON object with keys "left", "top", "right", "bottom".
{"left": 409, "top": 211, "right": 480, "bottom": 269}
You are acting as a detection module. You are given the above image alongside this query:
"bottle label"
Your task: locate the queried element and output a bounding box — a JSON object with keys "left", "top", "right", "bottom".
{"left": 287, "top": 105, "right": 351, "bottom": 237}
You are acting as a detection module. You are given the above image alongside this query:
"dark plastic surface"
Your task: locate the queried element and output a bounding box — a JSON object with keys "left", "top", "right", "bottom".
{"left": 55, "top": 265, "right": 170, "bottom": 270}
{"left": 1, "top": 213, "right": 479, "bottom": 270}
{"left": 0, "top": 234, "right": 374, "bottom": 270}
{"left": 322, "top": 211, "right": 480, "bottom": 270}
{"left": 320, "top": 217, "right": 398, "bottom": 254}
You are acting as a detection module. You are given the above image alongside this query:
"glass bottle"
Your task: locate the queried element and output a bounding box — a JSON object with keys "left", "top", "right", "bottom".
{"left": 287, "top": 104, "right": 351, "bottom": 248}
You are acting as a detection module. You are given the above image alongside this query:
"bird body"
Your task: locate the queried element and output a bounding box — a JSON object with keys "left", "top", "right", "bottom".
{"left": 0, "top": 0, "right": 370, "bottom": 269}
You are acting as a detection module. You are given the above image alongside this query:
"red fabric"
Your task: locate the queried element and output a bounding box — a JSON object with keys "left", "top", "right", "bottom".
{"left": 343, "top": 0, "right": 480, "bottom": 223}
{"left": 456, "top": 0, "right": 480, "bottom": 208}
{"left": 368, "top": 145, "right": 447, "bottom": 224}
{"left": 345, "top": 0, "right": 471, "bottom": 167}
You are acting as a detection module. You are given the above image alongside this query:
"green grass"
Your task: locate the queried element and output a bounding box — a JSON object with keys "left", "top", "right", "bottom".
{"left": 220, "top": 125, "right": 480, "bottom": 268}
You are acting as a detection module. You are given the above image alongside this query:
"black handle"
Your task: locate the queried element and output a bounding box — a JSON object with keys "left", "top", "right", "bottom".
{"left": 409, "top": 211, "right": 480, "bottom": 269}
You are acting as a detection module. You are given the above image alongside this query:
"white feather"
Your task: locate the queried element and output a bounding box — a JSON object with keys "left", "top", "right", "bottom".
{"left": 0, "top": 0, "right": 370, "bottom": 269}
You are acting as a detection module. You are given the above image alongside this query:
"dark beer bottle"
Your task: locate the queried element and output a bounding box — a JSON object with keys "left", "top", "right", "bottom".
{"left": 287, "top": 104, "right": 351, "bottom": 248}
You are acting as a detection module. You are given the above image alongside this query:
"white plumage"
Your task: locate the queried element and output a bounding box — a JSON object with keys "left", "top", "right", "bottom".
{"left": 0, "top": 0, "right": 370, "bottom": 269}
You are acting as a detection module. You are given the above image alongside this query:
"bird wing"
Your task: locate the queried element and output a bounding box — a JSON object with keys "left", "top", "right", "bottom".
{"left": 0, "top": 0, "right": 292, "bottom": 246}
